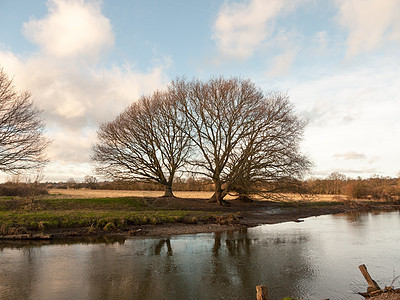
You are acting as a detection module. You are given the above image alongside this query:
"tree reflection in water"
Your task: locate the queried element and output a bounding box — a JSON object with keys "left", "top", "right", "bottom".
{"left": 0, "top": 229, "right": 314, "bottom": 300}
{"left": 2, "top": 211, "right": 399, "bottom": 299}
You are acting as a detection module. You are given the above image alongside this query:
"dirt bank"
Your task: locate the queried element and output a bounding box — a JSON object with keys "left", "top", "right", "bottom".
{"left": 1, "top": 195, "right": 398, "bottom": 240}
{"left": 132, "top": 199, "right": 399, "bottom": 237}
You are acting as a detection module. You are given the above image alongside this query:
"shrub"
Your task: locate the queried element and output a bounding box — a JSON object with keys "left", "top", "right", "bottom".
{"left": 343, "top": 181, "right": 367, "bottom": 199}
{"left": 0, "top": 183, "right": 48, "bottom": 197}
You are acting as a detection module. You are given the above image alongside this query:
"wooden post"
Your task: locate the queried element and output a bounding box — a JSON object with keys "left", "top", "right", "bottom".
{"left": 358, "top": 264, "right": 381, "bottom": 293}
{"left": 256, "top": 285, "right": 268, "bottom": 300}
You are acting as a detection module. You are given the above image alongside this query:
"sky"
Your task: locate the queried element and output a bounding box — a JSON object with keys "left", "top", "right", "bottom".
{"left": 0, "top": 0, "right": 399, "bottom": 182}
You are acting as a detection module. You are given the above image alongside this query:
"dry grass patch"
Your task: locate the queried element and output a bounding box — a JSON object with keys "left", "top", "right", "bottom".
{"left": 48, "top": 189, "right": 237, "bottom": 200}
{"left": 36, "top": 189, "right": 389, "bottom": 203}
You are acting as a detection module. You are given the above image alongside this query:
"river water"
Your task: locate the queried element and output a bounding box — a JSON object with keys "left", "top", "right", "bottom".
{"left": 1, "top": 211, "right": 399, "bottom": 300}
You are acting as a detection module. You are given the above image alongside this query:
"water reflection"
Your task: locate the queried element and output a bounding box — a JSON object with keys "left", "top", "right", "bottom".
{"left": 334, "top": 210, "right": 369, "bottom": 223}
{"left": 0, "top": 235, "right": 126, "bottom": 251}
{"left": 0, "top": 211, "right": 399, "bottom": 300}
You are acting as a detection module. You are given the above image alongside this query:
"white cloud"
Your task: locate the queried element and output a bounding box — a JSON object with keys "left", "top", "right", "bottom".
{"left": 0, "top": 52, "right": 170, "bottom": 177}
{"left": 333, "top": 152, "right": 366, "bottom": 160}
{"left": 267, "top": 48, "right": 297, "bottom": 77}
{"left": 0, "top": 0, "right": 170, "bottom": 181}
{"left": 56, "top": 97, "right": 86, "bottom": 119}
{"left": 23, "top": 0, "right": 114, "bottom": 61}
{"left": 213, "top": 0, "right": 298, "bottom": 59}
{"left": 334, "top": 0, "right": 400, "bottom": 57}
{"left": 269, "top": 55, "right": 400, "bottom": 178}
{"left": 0, "top": 53, "right": 169, "bottom": 128}
{"left": 47, "top": 128, "right": 95, "bottom": 164}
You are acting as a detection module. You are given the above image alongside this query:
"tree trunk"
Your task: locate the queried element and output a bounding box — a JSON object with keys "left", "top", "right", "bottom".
{"left": 207, "top": 192, "right": 217, "bottom": 203}
{"left": 163, "top": 184, "right": 174, "bottom": 197}
{"left": 211, "top": 179, "right": 225, "bottom": 205}
{"left": 208, "top": 188, "right": 229, "bottom": 204}
{"left": 358, "top": 264, "right": 381, "bottom": 293}
{"left": 237, "top": 194, "right": 253, "bottom": 202}
{"left": 215, "top": 189, "right": 223, "bottom": 205}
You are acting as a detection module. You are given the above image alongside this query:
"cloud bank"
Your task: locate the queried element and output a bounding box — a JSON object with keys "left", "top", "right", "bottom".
{"left": 333, "top": 152, "right": 366, "bottom": 160}
{"left": 23, "top": 0, "right": 114, "bottom": 60}
{"left": 212, "top": 0, "right": 295, "bottom": 59}
{"left": 335, "top": 0, "right": 400, "bottom": 57}
{"left": 213, "top": 0, "right": 400, "bottom": 74}
{"left": 0, "top": 0, "right": 169, "bottom": 180}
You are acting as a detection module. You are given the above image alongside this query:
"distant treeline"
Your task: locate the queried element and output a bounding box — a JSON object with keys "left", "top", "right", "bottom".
{"left": 44, "top": 176, "right": 216, "bottom": 192}
{"left": 2, "top": 173, "right": 399, "bottom": 201}
{"left": 42, "top": 172, "right": 400, "bottom": 201}
{"left": 302, "top": 173, "right": 400, "bottom": 200}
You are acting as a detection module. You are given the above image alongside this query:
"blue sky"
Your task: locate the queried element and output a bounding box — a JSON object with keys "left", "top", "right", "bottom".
{"left": 0, "top": 0, "right": 399, "bottom": 182}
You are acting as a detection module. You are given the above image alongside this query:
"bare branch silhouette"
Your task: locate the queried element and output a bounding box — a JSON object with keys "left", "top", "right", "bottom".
{"left": 92, "top": 90, "right": 191, "bottom": 197}
{"left": 0, "top": 67, "right": 49, "bottom": 174}
{"left": 171, "top": 77, "right": 311, "bottom": 205}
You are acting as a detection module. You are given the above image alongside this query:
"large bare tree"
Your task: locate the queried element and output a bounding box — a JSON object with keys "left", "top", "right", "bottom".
{"left": 224, "top": 92, "right": 312, "bottom": 201}
{"left": 171, "top": 77, "right": 311, "bottom": 205}
{"left": 92, "top": 90, "right": 191, "bottom": 197}
{"left": 0, "top": 68, "right": 49, "bottom": 174}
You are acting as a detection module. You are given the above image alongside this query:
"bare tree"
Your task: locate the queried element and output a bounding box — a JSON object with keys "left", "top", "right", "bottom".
{"left": 327, "top": 172, "right": 346, "bottom": 194}
{"left": 84, "top": 175, "right": 98, "bottom": 189}
{"left": 92, "top": 90, "right": 191, "bottom": 197}
{"left": 24, "top": 169, "right": 46, "bottom": 206}
{"left": 66, "top": 178, "right": 77, "bottom": 189}
{"left": 0, "top": 68, "right": 49, "bottom": 174}
{"left": 224, "top": 92, "right": 312, "bottom": 201}
{"left": 0, "top": 169, "right": 48, "bottom": 206}
{"left": 171, "top": 77, "right": 311, "bottom": 205}
{"left": 171, "top": 77, "right": 265, "bottom": 204}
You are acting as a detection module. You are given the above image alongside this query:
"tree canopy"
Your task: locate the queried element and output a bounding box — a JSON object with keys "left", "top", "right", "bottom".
{"left": 170, "top": 77, "right": 311, "bottom": 204}
{"left": 93, "top": 77, "right": 311, "bottom": 204}
{"left": 0, "top": 68, "right": 49, "bottom": 174}
{"left": 92, "top": 90, "right": 191, "bottom": 197}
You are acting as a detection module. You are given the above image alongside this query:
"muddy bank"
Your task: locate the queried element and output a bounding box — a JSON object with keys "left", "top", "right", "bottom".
{"left": 132, "top": 202, "right": 399, "bottom": 236}
{"left": 1, "top": 198, "right": 398, "bottom": 240}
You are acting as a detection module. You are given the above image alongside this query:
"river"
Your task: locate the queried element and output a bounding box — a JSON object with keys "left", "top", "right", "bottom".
{"left": 1, "top": 210, "right": 399, "bottom": 300}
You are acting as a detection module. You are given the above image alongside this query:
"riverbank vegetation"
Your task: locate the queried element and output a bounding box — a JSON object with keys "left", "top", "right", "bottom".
{"left": 0, "top": 186, "right": 398, "bottom": 238}
{"left": 0, "top": 195, "right": 230, "bottom": 237}
{"left": 37, "top": 172, "right": 400, "bottom": 202}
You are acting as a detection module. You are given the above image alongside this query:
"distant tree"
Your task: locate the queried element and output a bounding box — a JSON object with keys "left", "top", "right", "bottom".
{"left": 66, "top": 178, "right": 77, "bottom": 189}
{"left": 84, "top": 175, "right": 98, "bottom": 189}
{"left": 0, "top": 67, "right": 49, "bottom": 174}
{"left": 327, "top": 172, "right": 346, "bottom": 194}
{"left": 92, "top": 90, "right": 191, "bottom": 197}
{"left": 171, "top": 77, "right": 311, "bottom": 205}
{"left": 24, "top": 170, "right": 46, "bottom": 205}
{"left": 0, "top": 169, "right": 48, "bottom": 204}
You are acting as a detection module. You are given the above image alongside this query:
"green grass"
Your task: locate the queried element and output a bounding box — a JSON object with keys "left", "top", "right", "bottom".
{"left": 0, "top": 210, "right": 199, "bottom": 229}
{"left": 36, "top": 197, "right": 150, "bottom": 210}
{"left": 0, "top": 196, "right": 222, "bottom": 235}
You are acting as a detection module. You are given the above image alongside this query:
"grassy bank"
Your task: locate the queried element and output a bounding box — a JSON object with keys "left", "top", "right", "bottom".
{"left": 0, "top": 196, "right": 226, "bottom": 236}
{"left": 1, "top": 191, "right": 398, "bottom": 238}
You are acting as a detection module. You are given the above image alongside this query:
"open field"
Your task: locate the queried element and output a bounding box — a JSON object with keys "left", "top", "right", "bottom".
{"left": 48, "top": 189, "right": 227, "bottom": 199}
{"left": 48, "top": 189, "right": 350, "bottom": 202}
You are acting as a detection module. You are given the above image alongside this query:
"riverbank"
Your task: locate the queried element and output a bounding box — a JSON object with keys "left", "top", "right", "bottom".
{"left": 0, "top": 192, "right": 399, "bottom": 239}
